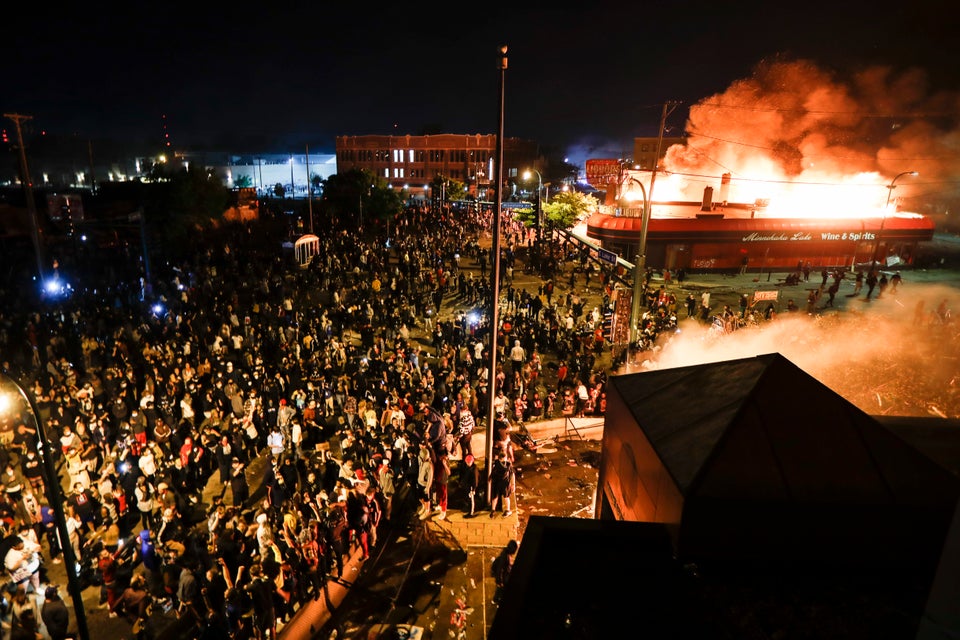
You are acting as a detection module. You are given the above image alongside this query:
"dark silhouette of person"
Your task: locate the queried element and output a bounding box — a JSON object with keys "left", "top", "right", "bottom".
{"left": 865, "top": 271, "right": 879, "bottom": 300}
{"left": 823, "top": 280, "right": 840, "bottom": 307}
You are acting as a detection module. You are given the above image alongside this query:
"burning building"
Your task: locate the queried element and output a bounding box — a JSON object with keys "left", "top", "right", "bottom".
{"left": 585, "top": 58, "right": 955, "bottom": 272}
{"left": 586, "top": 175, "right": 935, "bottom": 271}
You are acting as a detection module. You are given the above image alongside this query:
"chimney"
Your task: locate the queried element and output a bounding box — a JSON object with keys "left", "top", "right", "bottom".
{"left": 701, "top": 186, "right": 714, "bottom": 211}
{"left": 719, "top": 173, "right": 731, "bottom": 206}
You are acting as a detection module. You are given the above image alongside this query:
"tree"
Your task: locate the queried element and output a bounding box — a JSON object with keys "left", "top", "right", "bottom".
{"left": 320, "top": 168, "right": 403, "bottom": 234}
{"left": 234, "top": 174, "right": 254, "bottom": 189}
{"left": 512, "top": 206, "right": 537, "bottom": 229}
{"left": 141, "top": 163, "right": 232, "bottom": 252}
{"left": 428, "top": 174, "right": 465, "bottom": 210}
{"left": 543, "top": 190, "right": 597, "bottom": 233}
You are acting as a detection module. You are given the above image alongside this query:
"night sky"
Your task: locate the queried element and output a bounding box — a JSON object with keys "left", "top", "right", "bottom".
{"left": 4, "top": 1, "right": 956, "bottom": 169}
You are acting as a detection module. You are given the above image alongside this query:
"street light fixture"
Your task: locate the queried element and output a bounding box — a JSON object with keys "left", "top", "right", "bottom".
{"left": 871, "top": 170, "right": 919, "bottom": 271}
{"left": 0, "top": 374, "right": 89, "bottom": 640}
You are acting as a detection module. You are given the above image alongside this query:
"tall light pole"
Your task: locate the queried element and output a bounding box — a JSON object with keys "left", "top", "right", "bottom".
{"left": 486, "top": 45, "right": 508, "bottom": 496}
{"left": 871, "top": 170, "right": 918, "bottom": 271}
{"left": 289, "top": 156, "right": 295, "bottom": 201}
{"left": 0, "top": 375, "right": 89, "bottom": 640}
{"left": 623, "top": 177, "right": 649, "bottom": 348}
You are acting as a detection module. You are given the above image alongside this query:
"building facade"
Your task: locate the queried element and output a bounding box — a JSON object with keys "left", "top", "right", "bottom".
{"left": 335, "top": 134, "right": 539, "bottom": 200}
{"left": 585, "top": 142, "right": 936, "bottom": 273}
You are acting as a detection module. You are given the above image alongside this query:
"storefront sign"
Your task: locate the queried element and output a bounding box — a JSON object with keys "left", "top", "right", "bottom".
{"left": 819, "top": 231, "right": 877, "bottom": 241}
{"left": 742, "top": 230, "right": 877, "bottom": 242}
{"left": 742, "top": 232, "right": 813, "bottom": 242}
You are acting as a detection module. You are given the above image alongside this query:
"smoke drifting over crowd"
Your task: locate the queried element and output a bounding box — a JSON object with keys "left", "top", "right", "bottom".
{"left": 641, "top": 281, "right": 960, "bottom": 418}
{"left": 659, "top": 58, "right": 960, "bottom": 217}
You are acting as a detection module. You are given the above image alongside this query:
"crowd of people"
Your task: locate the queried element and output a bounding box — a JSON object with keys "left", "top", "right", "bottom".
{"left": 0, "top": 202, "right": 611, "bottom": 639}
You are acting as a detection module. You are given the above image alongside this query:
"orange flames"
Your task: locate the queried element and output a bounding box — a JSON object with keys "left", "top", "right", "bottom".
{"left": 647, "top": 59, "right": 958, "bottom": 219}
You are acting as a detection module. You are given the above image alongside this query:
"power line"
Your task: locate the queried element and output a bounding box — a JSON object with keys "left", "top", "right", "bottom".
{"left": 685, "top": 131, "right": 960, "bottom": 162}
{"left": 662, "top": 170, "right": 951, "bottom": 190}
{"left": 693, "top": 101, "right": 954, "bottom": 119}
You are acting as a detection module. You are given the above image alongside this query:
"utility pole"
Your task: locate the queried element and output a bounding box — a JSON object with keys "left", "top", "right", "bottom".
{"left": 631, "top": 101, "right": 679, "bottom": 354}
{"left": 486, "top": 45, "right": 508, "bottom": 497}
{"left": 637, "top": 100, "right": 681, "bottom": 274}
{"left": 646, "top": 101, "right": 681, "bottom": 216}
{"left": 4, "top": 113, "right": 45, "bottom": 282}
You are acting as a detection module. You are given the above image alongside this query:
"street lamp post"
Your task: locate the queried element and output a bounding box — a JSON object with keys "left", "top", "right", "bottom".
{"left": 871, "top": 171, "right": 918, "bottom": 272}
{"left": 0, "top": 375, "right": 89, "bottom": 640}
{"left": 624, "top": 178, "right": 650, "bottom": 348}
{"left": 289, "top": 156, "right": 295, "bottom": 200}
{"left": 486, "top": 44, "right": 508, "bottom": 499}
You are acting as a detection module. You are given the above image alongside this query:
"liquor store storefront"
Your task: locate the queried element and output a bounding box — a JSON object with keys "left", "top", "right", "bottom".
{"left": 585, "top": 211, "right": 936, "bottom": 272}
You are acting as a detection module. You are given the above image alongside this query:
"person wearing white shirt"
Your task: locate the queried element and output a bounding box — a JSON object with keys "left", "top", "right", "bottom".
{"left": 138, "top": 447, "right": 158, "bottom": 478}
{"left": 64, "top": 504, "right": 84, "bottom": 566}
{"left": 290, "top": 420, "right": 303, "bottom": 458}
{"left": 4, "top": 534, "right": 41, "bottom": 592}
{"left": 267, "top": 427, "right": 285, "bottom": 458}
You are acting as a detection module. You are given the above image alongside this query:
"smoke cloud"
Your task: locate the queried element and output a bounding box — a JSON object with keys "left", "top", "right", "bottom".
{"left": 640, "top": 281, "right": 960, "bottom": 418}
{"left": 660, "top": 58, "right": 960, "bottom": 215}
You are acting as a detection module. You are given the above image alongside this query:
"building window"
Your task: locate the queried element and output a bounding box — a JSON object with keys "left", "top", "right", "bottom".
{"left": 408, "top": 149, "right": 414, "bottom": 163}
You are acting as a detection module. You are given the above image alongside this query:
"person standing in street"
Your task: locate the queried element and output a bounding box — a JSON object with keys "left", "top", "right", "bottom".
{"left": 41, "top": 586, "right": 70, "bottom": 640}
{"left": 229, "top": 458, "right": 250, "bottom": 509}
{"left": 417, "top": 444, "right": 434, "bottom": 520}
{"left": 461, "top": 454, "right": 479, "bottom": 518}
{"left": 433, "top": 454, "right": 450, "bottom": 521}
{"left": 489, "top": 449, "right": 513, "bottom": 517}
{"left": 851, "top": 270, "right": 864, "bottom": 296}
{"left": 492, "top": 539, "right": 518, "bottom": 605}
{"left": 865, "top": 271, "right": 879, "bottom": 300}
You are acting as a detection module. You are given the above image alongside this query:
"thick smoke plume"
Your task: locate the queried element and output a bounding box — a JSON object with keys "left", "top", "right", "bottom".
{"left": 660, "top": 58, "right": 960, "bottom": 215}
{"left": 640, "top": 282, "right": 960, "bottom": 418}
